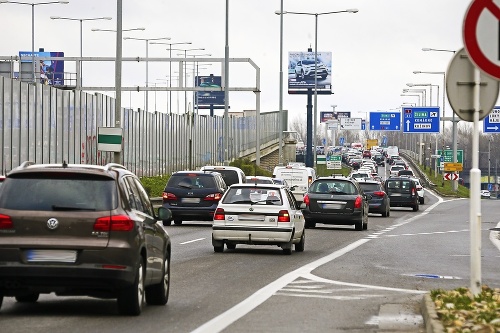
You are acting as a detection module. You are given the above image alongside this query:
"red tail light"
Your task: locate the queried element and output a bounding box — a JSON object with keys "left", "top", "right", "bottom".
{"left": 354, "top": 196, "right": 363, "bottom": 209}
{"left": 214, "top": 208, "right": 225, "bottom": 220}
{"left": 412, "top": 188, "right": 416, "bottom": 196}
{"left": 416, "top": 186, "right": 422, "bottom": 191}
{"left": 94, "top": 215, "right": 134, "bottom": 232}
{"left": 162, "top": 192, "right": 177, "bottom": 201}
{"left": 204, "top": 193, "right": 222, "bottom": 201}
{"left": 308, "top": 176, "right": 313, "bottom": 185}
{"left": 0, "top": 214, "right": 13, "bottom": 229}
{"left": 303, "top": 194, "right": 310, "bottom": 206}
{"left": 278, "top": 210, "right": 290, "bottom": 222}
{"left": 373, "top": 191, "right": 385, "bottom": 197}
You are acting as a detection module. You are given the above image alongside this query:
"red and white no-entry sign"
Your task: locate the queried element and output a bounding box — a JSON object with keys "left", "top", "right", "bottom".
{"left": 463, "top": 0, "right": 500, "bottom": 80}
{"left": 444, "top": 173, "right": 459, "bottom": 181}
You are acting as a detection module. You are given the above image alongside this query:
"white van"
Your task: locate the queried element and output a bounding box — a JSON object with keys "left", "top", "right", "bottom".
{"left": 200, "top": 166, "right": 246, "bottom": 186}
{"left": 273, "top": 165, "right": 316, "bottom": 204}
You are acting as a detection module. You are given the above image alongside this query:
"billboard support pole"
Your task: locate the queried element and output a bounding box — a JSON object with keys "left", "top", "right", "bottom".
{"left": 306, "top": 88, "right": 313, "bottom": 168}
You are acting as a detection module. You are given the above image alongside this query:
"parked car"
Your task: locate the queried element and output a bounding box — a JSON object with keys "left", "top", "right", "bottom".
{"left": 199, "top": 165, "right": 246, "bottom": 186}
{"left": 301, "top": 176, "right": 371, "bottom": 231}
{"left": 212, "top": 183, "right": 305, "bottom": 255}
{"left": 480, "top": 190, "right": 491, "bottom": 199}
{"left": 357, "top": 179, "right": 390, "bottom": 217}
{"left": 294, "top": 59, "right": 328, "bottom": 80}
{"left": 0, "top": 161, "right": 172, "bottom": 315}
{"left": 384, "top": 177, "right": 420, "bottom": 211}
{"left": 411, "top": 177, "right": 425, "bottom": 204}
{"left": 162, "top": 171, "right": 227, "bottom": 225}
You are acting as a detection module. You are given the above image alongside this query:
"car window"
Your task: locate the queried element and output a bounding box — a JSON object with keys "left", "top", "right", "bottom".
{"left": 124, "top": 176, "right": 145, "bottom": 212}
{"left": 133, "top": 177, "right": 154, "bottom": 216}
{"left": 0, "top": 175, "right": 117, "bottom": 211}
{"left": 223, "top": 187, "right": 282, "bottom": 204}
{"left": 203, "top": 169, "right": 240, "bottom": 186}
{"left": 359, "top": 183, "right": 381, "bottom": 192}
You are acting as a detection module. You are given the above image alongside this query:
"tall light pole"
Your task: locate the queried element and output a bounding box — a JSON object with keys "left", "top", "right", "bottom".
{"left": 172, "top": 48, "right": 205, "bottom": 114}
{"left": 421, "top": 48, "right": 458, "bottom": 191}
{"left": 277, "top": 0, "right": 285, "bottom": 166}
{"left": 1, "top": 1, "right": 69, "bottom": 83}
{"left": 330, "top": 104, "right": 337, "bottom": 147}
{"left": 182, "top": 53, "right": 212, "bottom": 115}
{"left": 401, "top": 93, "right": 422, "bottom": 160}
{"left": 92, "top": 27, "right": 145, "bottom": 32}
{"left": 123, "top": 36, "right": 171, "bottom": 112}
{"left": 150, "top": 41, "right": 192, "bottom": 114}
{"left": 277, "top": 8, "right": 358, "bottom": 168}
{"left": 50, "top": 16, "right": 112, "bottom": 87}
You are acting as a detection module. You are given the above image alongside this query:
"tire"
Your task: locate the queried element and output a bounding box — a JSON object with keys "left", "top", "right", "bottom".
{"left": 381, "top": 205, "right": 388, "bottom": 217}
{"left": 283, "top": 247, "right": 292, "bottom": 255}
{"left": 305, "top": 220, "right": 316, "bottom": 229}
{"left": 354, "top": 220, "right": 363, "bottom": 231}
{"left": 173, "top": 218, "right": 182, "bottom": 225}
{"left": 419, "top": 197, "right": 424, "bottom": 204}
{"left": 300, "top": 71, "right": 305, "bottom": 80}
{"left": 145, "top": 255, "right": 170, "bottom": 306}
{"left": 15, "top": 293, "right": 39, "bottom": 303}
{"left": 363, "top": 219, "right": 368, "bottom": 230}
{"left": 162, "top": 219, "right": 171, "bottom": 226}
{"left": 117, "top": 260, "right": 144, "bottom": 316}
{"left": 0, "top": 295, "right": 3, "bottom": 310}
{"left": 413, "top": 203, "right": 419, "bottom": 212}
{"left": 226, "top": 243, "right": 236, "bottom": 250}
{"left": 214, "top": 245, "right": 224, "bottom": 253}
{"left": 295, "top": 232, "right": 305, "bottom": 252}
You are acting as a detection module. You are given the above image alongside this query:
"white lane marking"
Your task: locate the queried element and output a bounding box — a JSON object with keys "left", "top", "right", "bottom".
{"left": 490, "top": 222, "right": 500, "bottom": 252}
{"left": 190, "top": 191, "right": 442, "bottom": 333}
{"left": 366, "top": 314, "right": 423, "bottom": 326}
{"left": 180, "top": 238, "right": 205, "bottom": 245}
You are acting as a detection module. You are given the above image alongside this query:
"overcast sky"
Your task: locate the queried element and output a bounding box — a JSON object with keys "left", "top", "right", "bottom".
{"left": 0, "top": 0, "right": 480, "bottom": 122}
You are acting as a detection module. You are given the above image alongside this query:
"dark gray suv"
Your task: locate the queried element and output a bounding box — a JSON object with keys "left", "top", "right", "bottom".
{"left": 0, "top": 161, "right": 172, "bottom": 315}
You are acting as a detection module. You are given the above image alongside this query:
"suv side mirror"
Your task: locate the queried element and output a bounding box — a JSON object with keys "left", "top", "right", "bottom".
{"left": 158, "top": 207, "right": 172, "bottom": 221}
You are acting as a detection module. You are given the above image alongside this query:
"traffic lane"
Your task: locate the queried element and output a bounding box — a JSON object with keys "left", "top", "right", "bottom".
{"left": 0, "top": 213, "right": 397, "bottom": 333}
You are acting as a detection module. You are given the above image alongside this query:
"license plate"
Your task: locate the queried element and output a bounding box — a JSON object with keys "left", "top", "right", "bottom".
{"left": 181, "top": 197, "right": 200, "bottom": 204}
{"left": 26, "top": 249, "right": 77, "bottom": 263}
{"left": 323, "top": 203, "right": 342, "bottom": 209}
{"left": 391, "top": 193, "right": 402, "bottom": 197}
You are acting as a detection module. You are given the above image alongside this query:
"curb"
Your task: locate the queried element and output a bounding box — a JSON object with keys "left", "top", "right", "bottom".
{"left": 421, "top": 294, "right": 445, "bottom": 333}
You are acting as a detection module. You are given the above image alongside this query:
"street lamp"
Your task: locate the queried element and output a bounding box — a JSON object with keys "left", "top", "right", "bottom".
{"left": 276, "top": 8, "right": 358, "bottom": 167}
{"left": 1, "top": 1, "right": 69, "bottom": 83}
{"left": 91, "top": 27, "right": 145, "bottom": 32}
{"left": 51, "top": 16, "right": 112, "bottom": 87}
{"left": 420, "top": 48, "right": 459, "bottom": 192}
{"left": 123, "top": 36, "right": 171, "bottom": 112}
{"left": 182, "top": 54, "right": 212, "bottom": 114}
{"left": 149, "top": 41, "right": 192, "bottom": 114}
{"left": 173, "top": 48, "right": 205, "bottom": 114}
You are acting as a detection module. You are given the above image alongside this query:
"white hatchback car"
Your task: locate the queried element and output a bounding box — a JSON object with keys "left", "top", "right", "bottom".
{"left": 411, "top": 177, "right": 425, "bottom": 204}
{"left": 212, "top": 184, "right": 305, "bottom": 255}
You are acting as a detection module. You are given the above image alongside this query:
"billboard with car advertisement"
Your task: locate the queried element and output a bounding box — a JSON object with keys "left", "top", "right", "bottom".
{"left": 195, "top": 75, "right": 225, "bottom": 107}
{"left": 19, "top": 51, "right": 64, "bottom": 85}
{"left": 288, "top": 51, "right": 332, "bottom": 93}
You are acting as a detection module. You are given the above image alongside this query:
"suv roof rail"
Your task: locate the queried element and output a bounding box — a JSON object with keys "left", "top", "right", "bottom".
{"left": 104, "top": 163, "right": 127, "bottom": 172}
{"left": 19, "top": 161, "right": 35, "bottom": 169}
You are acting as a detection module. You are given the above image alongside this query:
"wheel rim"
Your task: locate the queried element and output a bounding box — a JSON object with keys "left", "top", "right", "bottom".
{"left": 137, "top": 262, "right": 144, "bottom": 306}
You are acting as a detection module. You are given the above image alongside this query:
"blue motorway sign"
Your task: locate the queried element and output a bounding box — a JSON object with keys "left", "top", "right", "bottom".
{"left": 369, "top": 112, "right": 401, "bottom": 131}
{"left": 402, "top": 107, "right": 440, "bottom": 133}
{"left": 483, "top": 107, "right": 500, "bottom": 133}
{"left": 382, "top": 136, "right": 388, "bottom": 146}
{"left": 361, "top": 120, "right": 366, "bottom": 131}
{"left": 339, "top": 137, "right": 345, "bottom": 146}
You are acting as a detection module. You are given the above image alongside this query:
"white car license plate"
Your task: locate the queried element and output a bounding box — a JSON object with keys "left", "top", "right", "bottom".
{"left": 182, "top": 197, "right": 200, "bottom": 203}
{"left": 323, "top": 203, "right": 342, "bottom": 209}
{"left": 26, "top": 249, "right": 77, "bottom": 263}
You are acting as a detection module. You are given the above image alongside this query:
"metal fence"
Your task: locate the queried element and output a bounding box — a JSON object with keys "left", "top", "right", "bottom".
{"left": 0, "top": 76, "right": 280, "bottom": 176}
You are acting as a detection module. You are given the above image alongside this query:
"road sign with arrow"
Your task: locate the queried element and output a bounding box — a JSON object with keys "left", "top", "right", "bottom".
{"left": 483, "top": 107, "right": 500, "bottom": 133}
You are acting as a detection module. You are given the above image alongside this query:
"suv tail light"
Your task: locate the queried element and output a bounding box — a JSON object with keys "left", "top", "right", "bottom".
{"left": 213, "top": 208, "right": 225, "bottom": 220}
{"left": 0, "top": 214, "right": 13, "bottom": 229}
{"left": 94, "top": 215, "right": 134, "bottom": 232}
{"left": 373, "top": 191, "right": 385, "bottom": 197}
{"left": 411, "top": 188, "right": 416, "bottom": 196}
{"left": 162, "top": 192, "right": 177, "bottom": 201}
{"left": 354, "top": 196, "right": 363, "bottom": 209}
{"left": 204, "top": 193, "right": 222, "bottom": 201}
{"left": 303, "top": 194, "right": 310, "bottom": 206}
{"left": 278, "top": 210, "right": 290, "bottom": 222}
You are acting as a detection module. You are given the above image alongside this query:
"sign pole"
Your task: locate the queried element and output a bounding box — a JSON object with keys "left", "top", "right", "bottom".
{"left": 470, "top": 67, "right": 481, "bottom": 296}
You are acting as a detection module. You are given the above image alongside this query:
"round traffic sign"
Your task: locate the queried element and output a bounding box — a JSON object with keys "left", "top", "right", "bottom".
{"left": 463, "top": 0, "right": 500, "bottom": 80}
{"left": 446, "top": 48, "right": 499, "bottom": 122}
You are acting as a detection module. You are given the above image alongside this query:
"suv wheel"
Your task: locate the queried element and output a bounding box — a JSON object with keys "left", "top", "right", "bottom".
{"left": 354, "top": 219, "right": 363, "bottom": 231}
{"left": 15, "top": 293, "right": 39, "bottom": 303}
{"left": 295, "top": 232, "right": 305, "bottom": 252}
{"left": 413, "top": 203, "right": 419, "bottom": 211}
{"left": 162, "top": 219, "right": 172, "bottom": 226}
{"left": 145, "top": 255, "right": 170, "bottom": 305}
{"left": 117, "top": 260, "right": 144, "bottom": 316}
{"left": 173, "top": 218, "right": 183, "bottom": 225}
{"left": 305, "top": 220, "right": 316, "bottom": 229}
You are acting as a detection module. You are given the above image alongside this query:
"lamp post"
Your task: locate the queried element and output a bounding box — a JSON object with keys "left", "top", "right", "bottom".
{"left": 123, "top": 36, "right": 171, "bottom": 112}
{"left": 172, "top": 48, "right": 205, "bottom": 114}
{"left": 1, "top": 1, "right": 69, "bottom": 83}
{"left": 401, "top": 93, "right": 422, "bottom": 160}
{"left": 92, "top": 27, "right": 145, "bottom": 32}
{"left": 50, "top": 16, "right": 112, "bottom": 87}
{"left": 421, "top": 48, "right": 459, "bottom": 191}
{"left": 150, "top": 41, "right": 192, "bottom": 114}
{"left": 181, "top": 53, "right": 212, "bottom": 115}
{"left": 277, "top": 8, "right": 358, "bottom": 168}
{"left": 330, "top": 104, "right": 337, "bottom": 148}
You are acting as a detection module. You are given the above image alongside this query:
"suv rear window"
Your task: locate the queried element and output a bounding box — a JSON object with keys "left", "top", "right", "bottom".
{"left": 203, "top": 169, "right": 239, "bottom": 186}
{"left": 0, "top": 175, "right": 117, "bottom": 211}
{"left": 386, "top": 179, "right": 413, "bottom": 194}
{"left": 311, "top": 180, "right": 357, "bottom": 195}
{"left": 359, "top": 183, "right": 380, "bottom": 192}
{"left": 167, "top": 174, "right": 217, "bottom": 188}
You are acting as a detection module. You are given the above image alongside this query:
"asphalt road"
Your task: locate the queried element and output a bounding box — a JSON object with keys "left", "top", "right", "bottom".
{"left": 1, "top": 164, "right": 499, "bottom": 333}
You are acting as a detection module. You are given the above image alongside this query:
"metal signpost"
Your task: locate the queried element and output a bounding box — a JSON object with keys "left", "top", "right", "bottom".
{"left": 462, "top": 0, "right": 500, "bottom": 295}
{"left": 369, "top": 112, "right": 401, "bottom": 131}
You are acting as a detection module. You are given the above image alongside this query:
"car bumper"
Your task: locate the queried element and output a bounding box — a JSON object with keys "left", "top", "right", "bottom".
{"left": 163, "top": 204, "right": 218, "bottom": 220}
{"left": 302, "top": 210, "right": 363, "bottom": 224}
{"left": 212, "top": 226, "right": 294, "bottom": 244}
